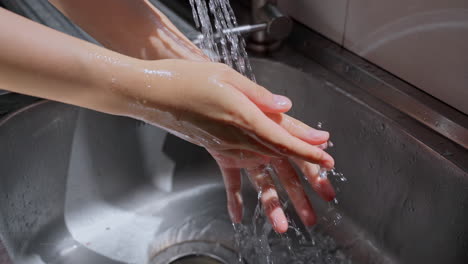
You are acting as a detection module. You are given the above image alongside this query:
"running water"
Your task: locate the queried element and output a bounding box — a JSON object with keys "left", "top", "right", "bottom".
{"left": 189, "top": 0, "right": 255, "bottom": 80}
{"left": 189, "top": 1, "right": 351, "bottom": 263}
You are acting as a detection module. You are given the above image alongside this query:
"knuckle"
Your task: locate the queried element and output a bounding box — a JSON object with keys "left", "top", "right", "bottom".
{"left": 254, "top": 86, "right": 270, "bottom": 99}
{"left": 282, "top": 117, "right": 295, "bottom": 132}
{"left": 217, "top": 63, "right": 232, "bottom": 73}
{"left": 316, "top": 149, "right": 325, "bottom": 161}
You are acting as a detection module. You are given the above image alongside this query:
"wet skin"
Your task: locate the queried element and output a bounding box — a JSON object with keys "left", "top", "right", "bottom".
{"left": 0, "top": 1, "right": 336, "bottom": 233}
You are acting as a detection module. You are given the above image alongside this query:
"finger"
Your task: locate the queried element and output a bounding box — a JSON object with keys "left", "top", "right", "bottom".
{"left": 218, "top": 164, "right": 243, "bottom": 223}
{"left": 246, "top": 165, "right": 288, "bottom": 233}
{"left": 271, "top": 158, "right": 317, "bottom": 227}
{"left": 267, "top": 113, "right": 330, "bottom": 145}
{"left": 244, "top": 109, "right": 335, "bottom": 169}
{"left": 292, "top": 158, "right": 336, "bottom": 201}
{"left": 221, "top": 69, "right": 292, "bottom": 113}
{"left": 318, "top": 142, "right": 329, "bottom": 150}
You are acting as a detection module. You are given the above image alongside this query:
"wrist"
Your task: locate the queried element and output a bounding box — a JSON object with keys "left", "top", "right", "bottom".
{"left": 80, "top": 48, "right": 147, "bottom": 116}
{"left": 93, "top": 57, "right": 180, "bottom": 127}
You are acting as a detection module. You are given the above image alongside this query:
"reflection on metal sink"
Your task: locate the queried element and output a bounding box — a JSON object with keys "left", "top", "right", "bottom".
{"left": 0, "top": 58, "right": 467, "bottom": 264}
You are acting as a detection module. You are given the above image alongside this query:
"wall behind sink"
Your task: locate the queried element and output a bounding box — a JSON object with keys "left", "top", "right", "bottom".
{"left": 278, "top": 0, "right": 468, "bottom": 115}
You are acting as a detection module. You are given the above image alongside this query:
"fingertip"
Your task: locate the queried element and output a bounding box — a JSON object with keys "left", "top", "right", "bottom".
{"left": 307, "top": 130, "right": 329, "bottom": 143}
{"left": 298, "top": 207, "right": 317, "bottom": 227}
{"left": 228, "top": 204, "right": 243, "bottom": 223}
{"left": 314, "top": 178, "right": 336, "bottom": 202}
{"left": 260, "top": 95, "right": 292, "bottom": 113}
{"left": 273, "top": 95, "right": 292, "bottom": 110}
{"left": 318, "top": 142, "right": 328, "bottom": 150}
{"left": 228, "top": 192, "right": 244, "bottom": 223}
{"left": 321, "top": 153, "right": 335, "bottom": 169}
{"left": 229, "top": 212, "right": 243, "bottom": 224}
{"left": 270, "top": 207, "right": 289, "bottom": 233}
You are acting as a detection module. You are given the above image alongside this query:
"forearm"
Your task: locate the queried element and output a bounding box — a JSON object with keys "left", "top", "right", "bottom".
{"left": 0, "top": 8, "right": 142, "bottom": 115}
{"left": 49, "top": 0, "right": 206, "bottom": 61}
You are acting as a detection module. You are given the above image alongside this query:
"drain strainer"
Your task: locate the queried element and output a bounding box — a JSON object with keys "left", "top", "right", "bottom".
{"left": 170, "top": 254, "right": 224, "bottom": 264}
{"left": 150, "top": 241, "right": 244, "bottom": 264}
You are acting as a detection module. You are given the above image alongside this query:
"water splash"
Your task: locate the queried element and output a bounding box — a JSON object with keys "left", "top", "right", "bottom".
{"left": 331, "top": 169, "right": 348, "bottom": 182}
{"left": 333, "top": 198, "right": 339, "bottom": 205}
{"left": 230, "top": 186, "right": 351, "bottom": 263}
{"left": 233, "top": 222, "right": 249, "bottom": 263}
{"left": 319, "top": 167, "right": 329, "bottom": 179}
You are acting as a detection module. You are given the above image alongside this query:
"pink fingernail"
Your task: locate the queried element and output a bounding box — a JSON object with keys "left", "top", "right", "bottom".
{"left": 318, "top": 130, "right": 329, "bottom": 137}
{"left": 310, "top": 130, "right": 329, "bottom": 139}
{"left": 323, "top": 159, "right": 335, "bottom": 169}
{"left": 273, "top": 95, "right": 291, "bottom": 107}
{"left": 271, "top": 208, "right": 288, "bottom": 233}
{"left": 318, "top": 143, "right": 328, "bottom": 149}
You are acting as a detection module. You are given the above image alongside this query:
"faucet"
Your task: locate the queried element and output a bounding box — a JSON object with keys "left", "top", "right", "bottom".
{"left": 249, "top": 0, "right": 292, "bottom": 51}
{"left": 191, "top": 0, "right": 292, "bottom": 52}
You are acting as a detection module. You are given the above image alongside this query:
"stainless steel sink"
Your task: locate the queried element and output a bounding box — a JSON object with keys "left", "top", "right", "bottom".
{"left": 0, "top": 57, "right": 467, "bottom": 264}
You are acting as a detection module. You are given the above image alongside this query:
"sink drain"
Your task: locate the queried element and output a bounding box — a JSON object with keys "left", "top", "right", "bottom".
{"left": 150, "top": 241, "right": 245, "bottom": 264}
{"left": 170, "top": 254, "right": 224, "bottom": 264}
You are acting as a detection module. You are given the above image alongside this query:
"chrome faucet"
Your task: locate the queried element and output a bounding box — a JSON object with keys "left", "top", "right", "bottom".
{"left": 249, "top": 0, "right": 292, "bottom": 51}
{"left": 191, "top": 0, "right": 292, "bottom": 52}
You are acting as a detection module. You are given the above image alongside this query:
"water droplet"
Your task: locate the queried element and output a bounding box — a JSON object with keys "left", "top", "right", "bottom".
{"left": 319, "top": 168, "right": 328, "bottom": 179}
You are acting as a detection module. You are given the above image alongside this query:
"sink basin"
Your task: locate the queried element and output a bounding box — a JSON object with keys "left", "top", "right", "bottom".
{"left": 0, "top": 57, "right": 467, "bottom": 264}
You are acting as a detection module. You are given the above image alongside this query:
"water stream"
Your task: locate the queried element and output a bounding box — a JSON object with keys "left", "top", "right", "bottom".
{"left": 189, "top": 0, "right": 255, "bottom": 80}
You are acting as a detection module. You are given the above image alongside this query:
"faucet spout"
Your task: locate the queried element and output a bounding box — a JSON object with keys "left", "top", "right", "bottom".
{"left": 260, "top": 3, "right": 293, "bottom": 40}
{"left": 191, "top": 23, "right": 267, "bottom": 46}
{"left": 190, "top": 0, "right": 292, "bottom": 52}
{"left": 250, "top": 0, "right": 292, "bottom": 51}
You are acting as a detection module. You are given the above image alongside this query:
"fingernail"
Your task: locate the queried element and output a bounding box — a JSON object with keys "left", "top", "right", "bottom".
{"left": 317, "top": 130, "right": 329, "bottom": 137}
{"left": 310, "top": 130, "right": 329, "bottom": 139}
{"left": 318, "top": 142, "right": 328, "bottom": 149}
{"left": 273, "top": 95, "right": 291, "bottom": 107}
{"left": 322, "top": 157, "right": 335, "bottom": 169}
{"left": 271, "top": 208, "right": 288, "bottom": 233}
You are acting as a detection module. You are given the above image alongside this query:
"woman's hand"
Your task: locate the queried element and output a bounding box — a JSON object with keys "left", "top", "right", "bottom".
{"left": 122, "top": 59, "right": 336, "bottom": 233}
{"left": 122, "top": 59, "right": 334, "bottom": 168}
{"left": 211, "top": 151, "right": 336, "bottom": 233}
{"left": 209, "top": 114, "right": 336, "bottom": 233}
